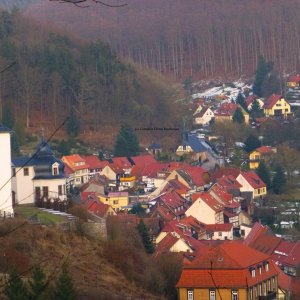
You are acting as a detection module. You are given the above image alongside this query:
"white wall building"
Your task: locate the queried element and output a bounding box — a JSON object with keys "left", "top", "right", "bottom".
{"left": 12, "top": 141, "right": 67, "bottom": 205}
{"left": 0, "top": 124, "right": 13, "bottom": 216}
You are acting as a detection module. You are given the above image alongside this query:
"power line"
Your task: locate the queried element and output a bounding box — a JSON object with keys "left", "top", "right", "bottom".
{"left": 0, "top": 117, "right": 69, "bottom": 198}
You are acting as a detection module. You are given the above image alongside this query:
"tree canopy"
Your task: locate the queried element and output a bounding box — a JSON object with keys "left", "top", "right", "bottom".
{"left": 114, "top": 124, "right": 139, "bottom": 157}
{"left": 244, "top": 134, "right": 261, "bottom": 153}
{"left": 232, "top": 107, "right": 245, "bottom": 124}
{"left": 272, "top": 164, "right": 286, "bottom": 194}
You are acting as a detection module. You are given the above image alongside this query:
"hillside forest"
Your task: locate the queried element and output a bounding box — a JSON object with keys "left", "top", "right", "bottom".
{"left": 24, "top": 0, "right": 300, "bottom": 80}
{"left": 0, "top": 10, "right": 183, "bottom": 149}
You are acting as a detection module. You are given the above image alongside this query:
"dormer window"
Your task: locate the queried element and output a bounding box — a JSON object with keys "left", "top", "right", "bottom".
{"left": 52, "top": 163, "right": 59, "bottom": 176}
{"left": 263, "top": 261, "right": 269, "bottom": 272}
{"left": 249, "top": 267, "right": 255, "bottom": 277}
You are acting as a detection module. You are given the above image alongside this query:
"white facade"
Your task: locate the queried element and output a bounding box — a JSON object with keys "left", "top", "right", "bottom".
{"left": 12, "top": 165, "right": 67, "bottom": 205}
{"left": 185, "top": 199, "right": 224, "bottom": 224}
{"left": 193, "top": 108, "right": 214, "bottom": 125}
{"left": 12, "top": 166, "right": 35, "bottom": 205}
{"left": 0, "top": 129, "right": 13, "bottom": 216}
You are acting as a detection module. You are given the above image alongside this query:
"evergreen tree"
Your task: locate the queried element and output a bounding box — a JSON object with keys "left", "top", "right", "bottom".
{"left": 183, "top": 75, "right": 193, "bottom": 93}
{"left": 54, "top": 263, "right": 77, "bottom": 300}
{"left": 250, "top": 99, "right": 263, "bottom": 118}
{"left": 253, "top": 56, "right": 271, "bottom": 97}
{"left": 137, "top": 219, "right": 154, "bottom": 254}
{"left": 272, "top": 165, "right": 286, "bottom": 194}
{"left": 256, "top": 161, "right": 272, "bottom": 189}
{"left": 67, "top": 109, "right": 80, "bottom": 137}
{"left": 114, "top": 124, "right": 139, "bottom": 157}
{"left": 4, "top": 269, "right": 29, "bottom": 300}
{"left": 28, "top": 265, "right": 48, "bottom": 300}
{"left": 232, "top": 107, "right": 245, "bottom": 124}
{"left": 236, "top": 92, "right": 247, "bottom": 111}
{"left": 244, "top": 134, "right": 261, "bottom": 153}
{"left": 261, "top": 73, "right": 281, "bottom": 97}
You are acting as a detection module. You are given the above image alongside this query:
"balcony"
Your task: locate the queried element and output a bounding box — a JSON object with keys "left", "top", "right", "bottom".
{"left": 120, "top": 175, "right": 136, "bottom": 182}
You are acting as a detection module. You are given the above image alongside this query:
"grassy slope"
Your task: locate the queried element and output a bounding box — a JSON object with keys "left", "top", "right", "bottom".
{"left": 0, "top": 218, "right": 164, "bottom": 300}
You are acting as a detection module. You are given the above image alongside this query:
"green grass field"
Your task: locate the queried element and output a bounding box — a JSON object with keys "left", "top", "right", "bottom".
{"left": 14, "top": 205, "right": 66, "bottom": 225}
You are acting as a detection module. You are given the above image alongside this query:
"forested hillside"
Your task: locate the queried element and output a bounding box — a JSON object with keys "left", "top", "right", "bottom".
{"left": 0, "top": 10, "right": 182, "bottom": 144}
{"left": 24, "top": 0, "right": 300, "bottom": 80}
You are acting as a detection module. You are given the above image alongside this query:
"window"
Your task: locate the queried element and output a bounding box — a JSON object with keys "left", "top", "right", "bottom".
{"left": 218, "top": 231, "right": 222, "bottom": 236}
{"left": 187, "top": 290, "right": 194, "bottom": 300}
{"left": 24, "top": 167, "right": 29, "bottom": 176}
{"left": 258, "top": 266, "right": 262, "bottom": 274}
{"left": 232, "top": 290, "right": 239, "bottom": 300}
{"left": 209, "top": 290, "right": 216, "bottom": 300}
{"left": 249, "top": 288, "right": 253, "bottom": 300}
{"left": 264, "top": 261, "right": 269, "bottom": 272}
{"left": 113, "top": 200, "right": 119, "bottom": 205}
{"left": 58, "top": 185, "right": 62, "bottom": 195}
{"left": 43, "top": 186, "right": 48, "bottom": 198}
{"left": 35, "top": 187, "right": 41, "bottom": 199}
{"left": 12, "top": 168, "right": 16, "bottom": 177}
{"left": 53, "top": 167, "right": 58, "bottom": 175}
{"left": 251, "top": 269, "right": 256, "bottom": 277}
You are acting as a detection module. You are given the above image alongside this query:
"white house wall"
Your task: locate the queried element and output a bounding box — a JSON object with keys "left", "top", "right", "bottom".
{"left": 33, "top": 178, "right": 67, "bottom": 201}
{"left": 185, "top": 199, "right": 216, "bottom": 224}
{"left": 12, "top": 166, "right": 35, "bottom": 205}
{"left": 0, "top": 132, "right": 13, "bottom": 214}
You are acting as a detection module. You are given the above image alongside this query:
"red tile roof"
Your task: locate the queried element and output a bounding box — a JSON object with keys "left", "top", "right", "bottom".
{"left": 111, "top": 157, "right": 132, "bottom": 169}
{"left": 211, "top": 167, "right": 241, "bottom": 181}
{"left": 156, "top": 233, "right": 180, "bottom": 254}
{"left": 246, "top": 94, "right": 258, "bottom": 107}
{"left": 62, "top": 154, "right": 89, "bottom": 171}
{"left": 255, "top": 146, "right": 276, "bottom": 154}
{"left": 287, "top": 74, "right": 300, "bottom": 83}
{"left": 240, "top": 171, "right": 266, "bottom": 189}
{"left": 162, "top": 179, "right": 189, "bottom": 195}
{"left": 243, "top": 222, "right": 269, "bottom": 246}
{"left": 177, "top": 241, "right": 278, "bottom": 288}
{"left": 131, "top": 155, "right": 157, "bottom": 168}
{"left": 281, "top": 240, "right": 300, "bottom": 267}
{"left": 84, "top": 199, "right": 113, "bottom": 218}
{"left": 205, "top": 223, "right": 233, "bottom": 232}
{"left": 215, "top": 102, "right": 238, "bottom": 116}
{"left": 83, "top": 155, "right": 108, "bottom": 169}
{"left": 263, "top": 94, "right": 282, "bottom": 109}
{"left": 193, "top": 192, "right": 224, "bottom": 212}
{"left": 216, "top": 175, "right": 242, "bottom": 191}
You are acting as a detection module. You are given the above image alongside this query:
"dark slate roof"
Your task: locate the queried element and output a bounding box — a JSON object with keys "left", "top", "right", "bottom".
{"left": 12, "top": 140, "right": 65, "bottom": 180}
{"left": 0, "top": 123, "right": 11, "bottom": 132}
{"left": 183, "top": 134, "right": 210, "bottom": 153}
{"left": 149, "top": 142, "right": 162, "bottom": 149}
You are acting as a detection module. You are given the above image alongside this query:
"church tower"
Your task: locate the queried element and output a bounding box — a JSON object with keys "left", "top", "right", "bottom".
{"left": 0, "top": 124, "right": 13, "bottom": 216}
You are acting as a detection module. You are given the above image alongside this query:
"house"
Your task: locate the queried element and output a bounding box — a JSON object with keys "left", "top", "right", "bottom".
{"left": 204, "top": 223, "right": 233, "bottom": 240}
{"left": 249, "top": 146, "right": 277, "bottom": 169}
{"left": 214, "top": 102, "right": 250, "bottom": 124}
{"left": 236, "top": 171, "right": 267, "bottom": 200}
{"left": 62, "top": 154, "right": 89, "bottom": 187}
{"left": 209, "top": 183, "right": 241, "bottom": 227}
{"left": 82, "top": 155, "right": 108, "bottom": 178}
{"left": 176, "top": 241, "right": 279, "bottom": 300}
{"left": 0, "top": 124, "right": 13, "bottom": 216}
{"left": 185, "top": 192, "right": 224, "bottom": 224}
{"left": 149, "top": 191, "right": 189, "bottom": 226}
{"left": 98, "top": 191, "right": 129, "bottom": 212}
{"left": 286, "top": 74, "right": 300, "bottom": 102}
{"left": 176, "top": 133, "right": 223, "bottom": 169}
{"left": 166, "top": 165, "right": 209, "bottom": 193}
{"left": 193, "top": 107, "right": 214, "bottom": 126}
{"left": 246, "top": 94, "right": 264, "bottom": 111}
{"left": 215, "top": 175, "right": 242, "bottom": 197}
{"left": 156, "top": 233, "right": 194, "bottom": 254}
{"left": 263, "top": 94, "right": 291, "bottom": 118}
{"left": 84, "top": 197, "right": 116, "bottom": 218}
{"left": 12, "top": 140, "right": 67, "bottom": 206}
{"left": 147, "top": 142, "right": 162, "bottom": 155}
